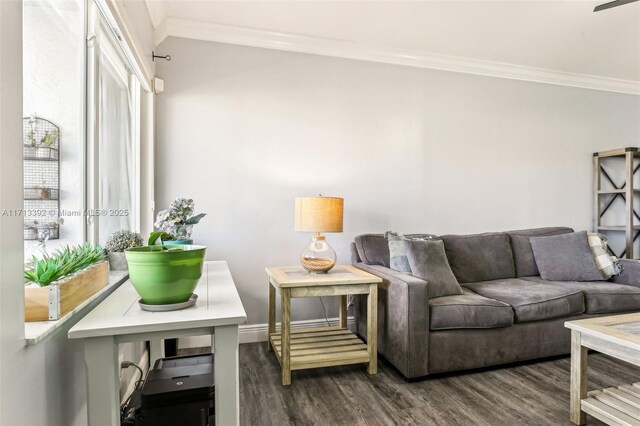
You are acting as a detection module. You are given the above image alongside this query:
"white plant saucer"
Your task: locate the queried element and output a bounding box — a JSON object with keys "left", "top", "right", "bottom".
{"left": 139, "top": 293, "right": 198, "bottom": 312}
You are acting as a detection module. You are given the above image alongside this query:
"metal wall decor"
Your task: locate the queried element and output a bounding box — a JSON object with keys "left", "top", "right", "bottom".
{"left": 23, "top": 115, "right": 61, "bottom": 241}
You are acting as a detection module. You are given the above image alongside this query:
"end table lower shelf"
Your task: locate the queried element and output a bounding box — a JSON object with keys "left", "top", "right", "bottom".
{"left": 270, "top": 327, "right": 370, "bottom": 370}
{"left": 581, "top": 385, "right": 640, "bottom": 425}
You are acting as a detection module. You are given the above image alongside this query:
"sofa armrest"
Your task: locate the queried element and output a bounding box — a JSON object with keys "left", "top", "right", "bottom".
{"left": 350, "top": 242, "right": 362, "bottom": 264}
{"left": 353, "top": 263, "right": 430, "bottom": 378}
{"left": 611, "top": 259, "right": 640, "bottom": 288}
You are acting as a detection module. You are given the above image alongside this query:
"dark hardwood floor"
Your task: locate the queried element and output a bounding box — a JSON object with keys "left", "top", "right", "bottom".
{"left": 181, "top": 343, "right": 640, "bottom": 426}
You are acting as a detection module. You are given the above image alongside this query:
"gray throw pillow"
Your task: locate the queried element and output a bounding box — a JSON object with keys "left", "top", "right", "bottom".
{"left": 530, "top": 231, "right": 604, "bottom": 281}
{"left": 403, "top": 239, "right": 463, "bottom": 298}
{"left": 385, "top": 231, "right": 434, "bottom": 273}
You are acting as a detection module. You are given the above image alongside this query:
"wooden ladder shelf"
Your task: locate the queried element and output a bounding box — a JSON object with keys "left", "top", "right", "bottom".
{"left": 594, "top": 147, "right": 640, "bottom": 259}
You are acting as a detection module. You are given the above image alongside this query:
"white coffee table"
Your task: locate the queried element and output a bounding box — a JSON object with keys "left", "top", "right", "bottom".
{"left": 565, "top": 313, "right": 640, "bottom": 425}
{"left": 68, "top": 261, "right": 246, "bottom": 426}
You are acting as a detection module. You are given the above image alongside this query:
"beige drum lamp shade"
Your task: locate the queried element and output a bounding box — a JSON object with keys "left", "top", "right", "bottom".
{"left": 294, "top": 196, "right": 343, "bottom": 273}
{"left": 294, "top": 197, "right": 344, "bottom": 233}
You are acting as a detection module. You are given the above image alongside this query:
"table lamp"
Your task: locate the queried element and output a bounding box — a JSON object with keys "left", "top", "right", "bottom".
{"left": 294, "top": 196, "right": 344, "bottom": 273}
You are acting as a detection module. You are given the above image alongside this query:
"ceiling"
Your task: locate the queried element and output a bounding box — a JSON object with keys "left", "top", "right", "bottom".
{"left": 147, "top": 1, "right": 640, "bottom": 82}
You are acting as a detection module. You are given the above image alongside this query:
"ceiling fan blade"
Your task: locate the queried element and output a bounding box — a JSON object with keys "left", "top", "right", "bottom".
{"left": 594, "top": 0, "right": 639, "bottom": 12}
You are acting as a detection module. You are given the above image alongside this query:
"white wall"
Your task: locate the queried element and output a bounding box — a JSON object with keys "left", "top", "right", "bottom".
{"left": 0, "top": 1, "right": 155, "bottom": 424}
{"left": 0, "top": 3, "right": 25, "bottom": 424}
{"left": 155, "top": 37, "right": 640, "bottom": 326}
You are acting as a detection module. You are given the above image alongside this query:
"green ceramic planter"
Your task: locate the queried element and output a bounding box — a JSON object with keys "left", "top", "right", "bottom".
{"left": 125, "top": 245, "right": 206, "bottom": 305}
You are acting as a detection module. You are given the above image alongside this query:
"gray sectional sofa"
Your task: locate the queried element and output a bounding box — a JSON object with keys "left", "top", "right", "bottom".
{"left": 350, "top": 227, "right": 640, "bottom": 379}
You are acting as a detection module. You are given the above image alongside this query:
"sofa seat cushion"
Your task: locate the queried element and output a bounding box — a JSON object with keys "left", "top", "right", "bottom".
{"left": 463, "top": 279, "right": 585, "bottom": 323}
{"left": 522, "top": 276, "right": 640, "bottom": 314}
{"left": 506, "top": 227, "right": 573, "bottom": 277}
{"left": 429, "top": 289, "right": 514, "bottom": 330}
{"left": 441, "top": 232, "right": 516, "bottom": 283}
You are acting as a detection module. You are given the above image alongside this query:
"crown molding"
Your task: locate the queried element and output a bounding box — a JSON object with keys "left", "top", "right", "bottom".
{"left": 144, "top": 0, "right": 166, "bottom": 29}
{"left": 155, "top": 18, "right": 639, "bottom": 95}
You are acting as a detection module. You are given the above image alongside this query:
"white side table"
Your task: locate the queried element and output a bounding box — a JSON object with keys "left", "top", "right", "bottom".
{"left": 69, "top": 261, "right": 247, "bottom": 426}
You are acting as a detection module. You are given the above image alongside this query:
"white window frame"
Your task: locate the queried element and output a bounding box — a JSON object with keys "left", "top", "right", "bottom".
{"left": 85, "top": 0, "right": 142, "bottom": 245}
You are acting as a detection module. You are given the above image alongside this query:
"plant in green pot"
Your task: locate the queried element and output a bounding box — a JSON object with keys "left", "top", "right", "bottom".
{"left": 149, "top": 197, "right": 206, "bottom": 245}
{"left": 125, "top": 198, "right": 207, "bottom": 308}
{"left": 105, "top": 229, "right": 143, "bottom": 271}
{"left": 125, "top": 245, "right": 206, "bottom": 306}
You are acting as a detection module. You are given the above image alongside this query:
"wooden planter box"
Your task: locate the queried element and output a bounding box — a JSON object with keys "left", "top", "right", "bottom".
{"left": 25, "top": 261, "right": 109, "bottom": 322}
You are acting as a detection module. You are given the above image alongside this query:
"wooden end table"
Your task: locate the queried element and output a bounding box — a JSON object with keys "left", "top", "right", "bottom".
{"left": 265, "top": 265, "right": 382, "bottom": 385}
{"left": 565, "top": 313, "right": 640, "bottom": 425}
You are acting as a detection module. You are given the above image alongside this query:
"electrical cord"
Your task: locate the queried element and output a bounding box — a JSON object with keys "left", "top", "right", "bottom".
{"left": 122, "top": 361, "right": 144, "bottom": 380}
{"left": 120, "top": 361, "right": 146, "bottom": 420}
{"left": 318, "top": 296, "right": 354, "bottom": 327}
{"left": 318, "top": 297, "right": 332, "bottom": 327}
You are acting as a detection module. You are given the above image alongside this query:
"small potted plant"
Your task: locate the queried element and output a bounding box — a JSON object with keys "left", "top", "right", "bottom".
{"left": 41, "top": 129, "right": 59, "bottom": 147}
{"left": 149, "top": 198, "right": 206, "bottom": 245}
{"left": 105, "top": 229, "right": 143, "bottom": 271}
{"left": 33, "top": 217, "right": 63, "bottom": 241}
{"left": 24, "top": 120, "right": 59, "bottom": 159}
{"left": 34, "top": 181, "right": 51, "bottom": 200}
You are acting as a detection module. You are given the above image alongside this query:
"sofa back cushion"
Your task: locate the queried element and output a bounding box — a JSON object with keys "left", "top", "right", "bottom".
{"left": 354, "top": 234, "right": 389, "bottom": 267}
{"left": 506, "top": 227, "right": 573, "bottom": 277}
{"left": 441, "top": 232, "right": 515, "bottom": 283}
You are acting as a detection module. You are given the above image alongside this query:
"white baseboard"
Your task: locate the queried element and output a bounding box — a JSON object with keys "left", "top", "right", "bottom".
{"left": 120, "top": 349, "right": 149, "bottom": 404}
{"left": 177, "top": 316, "right": 356, "bottom": 349}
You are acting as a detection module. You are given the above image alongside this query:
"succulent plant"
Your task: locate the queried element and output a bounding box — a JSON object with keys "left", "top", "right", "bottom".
{"left": 24, "top": 243, "right": 106, "bottom": 287}
{"left": 105, "top": 229, "right": 143, "bottom": 253}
